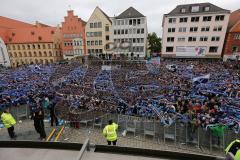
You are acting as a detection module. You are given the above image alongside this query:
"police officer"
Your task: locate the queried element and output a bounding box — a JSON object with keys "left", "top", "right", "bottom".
{"left": 225, "top": 139, "right": 240, "bottom": 160}
{"left": 1, "top": 107, "right": 17, "bottom": 139}
{"left": 103, "top": 120, "right": 118, "bottom": 145}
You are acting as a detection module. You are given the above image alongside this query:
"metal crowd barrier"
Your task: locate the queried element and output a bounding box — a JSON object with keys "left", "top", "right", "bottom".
{"left": 66, "top": 113, "right": 240, "bottom": 156}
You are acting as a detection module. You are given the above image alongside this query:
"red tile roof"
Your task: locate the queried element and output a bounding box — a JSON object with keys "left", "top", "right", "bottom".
{"left": 228, "top": 9, "right": 240, "bottom": 31}
{"left": 7, "top": 26, "right": 57, "bottom": 44}
{"left": 0, "top": 16, "right": 33, "bottom": 29}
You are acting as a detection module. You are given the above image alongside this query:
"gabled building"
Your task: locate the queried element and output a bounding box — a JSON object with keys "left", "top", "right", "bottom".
{"left": 223, "top": 9, "right": 240, "bottom": 61}
{"left": 162, "top": 3, "right": 230, "bottom": 58}
{"left": 0, "top": 16, "right": 63, "bottom": 67}
{"left": 112, "top": 7, "right": 148, "bottom": 59}
{"left": 61, "top": 10, "right": 86, "bottom": 60}
{"left": 85, "top": 7, "right": 112, "bottom": 59}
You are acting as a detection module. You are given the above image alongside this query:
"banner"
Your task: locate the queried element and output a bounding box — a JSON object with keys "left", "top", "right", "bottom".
{"left": 176, "top": 46, "right": 206, "bottom": 57}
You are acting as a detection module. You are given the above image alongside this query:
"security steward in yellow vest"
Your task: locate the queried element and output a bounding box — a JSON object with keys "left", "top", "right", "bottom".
{"left": 225, "top": 139, "right": 240, "bottom": 160}
{"left": 103, "top": 120, "right": 118, "bottom": 145}
{"left": 1, "top": 108, "right": 17, "bottom": 139}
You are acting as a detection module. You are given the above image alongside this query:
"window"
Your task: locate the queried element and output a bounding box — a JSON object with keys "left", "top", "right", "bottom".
{"left": 211, "top": 36, "right": 220, "bottom": 41}
{"left": 91, "top": 41, "right": 94, "bottom": 45}
{"left": 95, "top": 41, "right": 98, "bottom": 45}
{"left": 166, "top": 47, "right": 174, "bottom": 52}
{"left": 141, "top": 28, "right": 144, "bottom": 34}
{"left": 188, "top": 37, "right": 197, "bottom": 42}
{"left": 125, "top": 29, "right": 128, "bottom": 34}
{"left": 179, "top": 27, "right": 187, "bottom": 32}
{"left": 137, "top": 19, "right": 141, "bottom": 25}
{"left": 204, "top": 7, "right": 210, "bottom": 12}
{"left": 169, "top": 18, "right": 176, "bottom": 23}
{"left": 17, "top": 45, "right": 20, "bottom": 50}
{"left": 137, "top": 29, "right": 140, "bottom": 34}
{"left": 121, "top": 20, "right": 124, "bottom": 25}
{"left": 203, "top": 16, "right": 212, "bottom": 21}
{"left": 105, "top": 26, "right": 109, "bottom": 31}
{"left": 27, "top": 45, "right": 30, "bottom": 50}
{"left": 200, "top": 37, "right": 208, "bottom": 41}
{"left": 179, "top": 17, "right": 188, "bottom": 23}
{"left": 213, "top": 26, "right": 222, "bottom": 31}
{"left": 215, "top": 15, "right": 225, "bottom": 21}
{"left": 98, "top": 22, "right": 102, "bottom": 28}
{"left": 43, "top": 44, "right": 46, "bottom": 49}
{"left": 118, "top": 30, "right": 120, "bottom": 35}
{"left": 93, "top": 22, "right": 97, "bottom": 28}
{"left": 133, "top": 19, "right": 136, "bottom": 25}
{"left": 99, "top": 40, "right": 102, "bottom": 45}
{"left": 209, "top": 46, "right": 218, "bottom": 53}
{"left": 235, "top": 34, "right": 240, "bottom": 40}
{"left": 168, "top": 28, "right": 175, "bottom": 33}
{"left": 167, "top": 37, "right": 174, "bottom": 42}
{"left": 106, "top": 35, "right": 109, "bottom": 41}
{"left": 190, "top": 27, "right": 198, "bottom": 32}
{"left": 180, "top": 8, "right": 186, "bottom": 13}
{"left": 232, "top": 46, "right": 238, "bottom": 52}
{"left": 191, "top": 6, "right": 200, "bottom": 12}
{"left": 129, "top": 19, "right": 132, "bottom": 25}
{"left": 191, "top": 17, "right": 200, "bottom": 22}
{"left": 201, "top": 26, "right": 210, "bottom": 32}
{"left": 22, "top": 45, "right": 25, "bottom": 50}
{"left": 177, "top": 37, "right": 185, "bottom": 42}
{"left": 114, "top": 30, "right": 117, "bottom": 35}
{"left": 87, "top": 41, "right": 90, "bottom": 46}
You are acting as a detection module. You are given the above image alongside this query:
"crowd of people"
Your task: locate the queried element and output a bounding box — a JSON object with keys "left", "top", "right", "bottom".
{"left": 0, "top": 57, "right": 239, "bottom": 140}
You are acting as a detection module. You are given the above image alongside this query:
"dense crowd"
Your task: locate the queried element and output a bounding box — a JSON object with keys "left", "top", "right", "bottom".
{"left": 0, "top": 57, "right": 240, "bottom": 138}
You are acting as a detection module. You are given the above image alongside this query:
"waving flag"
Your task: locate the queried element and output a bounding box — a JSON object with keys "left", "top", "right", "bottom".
{"left": 193, "top": 74, "right": 210, "bottom": 85}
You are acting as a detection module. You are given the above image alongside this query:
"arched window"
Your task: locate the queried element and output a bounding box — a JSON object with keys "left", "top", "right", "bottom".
{"left": 45, "top": 59, "right": 49, "bottom": 64}
{"left": 35, "top": 59, "right": 38, "bottom": 64}
{"left": 32, "top": 44, "right": 35, "bottom": 49}
{"left": 44, "top": 51, "right": 47, "bottom": 57}
{"left": 40, "top": 59, "right": 43, "bottom": 64}
{"left": 29, "top": 52, "right": 32, "bottom": 57}
{"left": 34, "top": 52, "right": 37, "bottom": 57}
{"left": 14, "top": 52, "right": 17, "bottom": 57}
{"left": 24, "top": 52, "right": 27, "bottom": 57}
{"left": 39, "top": 51, "right": 42, "bottom": 57}
{"left": 43, "top": 44, "right": 46, "bottom": 49}
{"left": 49, "top": 51, "right": 52, "bottom": 57}
{"left": 19, "top": 52, "right": 22, "bottom": 57}
{"left": 50, "top": 59, "right": 53, "bottom": 63}
{"left": 9, "top": 52, "right": 12, "bottom": 57}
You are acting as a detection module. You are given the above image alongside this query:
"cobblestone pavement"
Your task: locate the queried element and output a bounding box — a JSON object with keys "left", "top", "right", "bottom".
{"left": 0, "top": 120, "right": 52, "bottom": 141}
{"left": 0, "top": 120, "right": 224, "bottom": 157}
{"left": 60, "top": 124, "right": 225, "bottom": 157}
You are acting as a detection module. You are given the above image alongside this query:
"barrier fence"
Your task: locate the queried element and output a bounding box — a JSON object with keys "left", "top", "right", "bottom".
{"left": 4, "top": 105, "right": 240, "bottom": 156}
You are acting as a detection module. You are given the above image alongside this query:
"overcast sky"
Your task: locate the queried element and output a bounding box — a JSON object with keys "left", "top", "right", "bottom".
{"left": 0, "top": 0, "right": 239, "bottom": 37}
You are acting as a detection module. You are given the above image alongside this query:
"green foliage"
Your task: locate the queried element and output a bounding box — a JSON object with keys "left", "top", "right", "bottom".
{"left": 147, "top": 32, "right": 162, "bottom": 54}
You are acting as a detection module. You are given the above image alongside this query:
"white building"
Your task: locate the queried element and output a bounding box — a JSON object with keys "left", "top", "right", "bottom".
{"left": 162, "top": 3, "right": 230, "bottom": 58}
{"left": 85, "top": 7, "right": 113, "bottom": 59}
{"left": 0, "top": 38, "right": 11, "bottom": 67}
{"left": 112, "top": 7, "right": 148, "bottom": 59}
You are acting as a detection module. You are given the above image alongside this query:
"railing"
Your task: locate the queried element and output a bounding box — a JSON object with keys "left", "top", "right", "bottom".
{"left": 4, "top": 105, "right": 240, "bottom": 157}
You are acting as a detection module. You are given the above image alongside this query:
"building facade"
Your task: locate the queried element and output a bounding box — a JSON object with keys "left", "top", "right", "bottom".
{"left": 85, "top": 7, "right": 112, "bottom": 59}
{"left": 0, "top": 38, "right": 11, "bottom": 67}
{"left": 162, "top": 3, "right": 230, "bottom": 58}
{"left": 112, "top": 7, "right": 148, "bottom": 59}
{"left": 61, "top": 10, "right": 86, "bottom": 60}
{"left": 223, "top": 9, "right": 240, "bottom": 61}
{"left": 0, "top": 17, "right": 63, "bottom": 67}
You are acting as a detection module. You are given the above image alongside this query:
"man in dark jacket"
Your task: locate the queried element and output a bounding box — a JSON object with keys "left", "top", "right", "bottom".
{"left": 29, "top": 95, "right": 46, "bottom": 140}
{"left": 49, "top": 94, "right": 59, "bottom": 127}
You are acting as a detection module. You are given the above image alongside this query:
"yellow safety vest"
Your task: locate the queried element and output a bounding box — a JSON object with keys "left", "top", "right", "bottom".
{"left": 103, "top": 123, "right": 118, "bottom": 141}
{"left": 1, "top": 112, "right": 16, "bottom": 129}
{"left": 225, "top": 139, "right": 240, "bottom": 160}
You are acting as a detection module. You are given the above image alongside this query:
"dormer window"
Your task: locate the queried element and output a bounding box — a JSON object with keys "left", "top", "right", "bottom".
{"left": 31, "top": 31, "right": 35, "bottom": 35}
{"left": 180, "top": 8, "right": 186, "bottom": 13}
{"left": 38, "top": 36, "right": 42, "bottom": 41}
{"left": 204, "top": 6, "right": 210, "bottom": 12}
{"left": 12, "top": 33, "right": 15, "bottom": 36}
{"left": 191, "top": 6, "right": 200, "bottom": 12}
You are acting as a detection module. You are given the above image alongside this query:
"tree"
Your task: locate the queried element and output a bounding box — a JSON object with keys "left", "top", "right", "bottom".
{"left": 147, "top": 32, "right": 162, "bottom": 55}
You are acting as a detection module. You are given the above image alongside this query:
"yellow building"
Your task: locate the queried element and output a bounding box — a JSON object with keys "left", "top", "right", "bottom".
{"left": 85, "top": 7, "right": 113, "bottom": 59}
